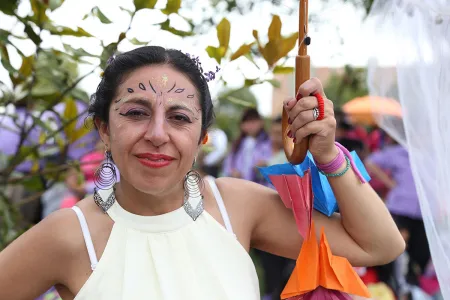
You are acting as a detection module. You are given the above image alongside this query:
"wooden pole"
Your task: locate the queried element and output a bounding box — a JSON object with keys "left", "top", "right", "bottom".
{"left": 283, "top": 0, "right": 310, "bottom": 164}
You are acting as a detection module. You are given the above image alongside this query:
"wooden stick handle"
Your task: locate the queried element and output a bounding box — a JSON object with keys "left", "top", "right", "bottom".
{"left": 283, "top": 0, "right": 310, "bottom": 164}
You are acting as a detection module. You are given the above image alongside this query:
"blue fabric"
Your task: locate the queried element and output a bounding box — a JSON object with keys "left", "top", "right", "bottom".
{"left": 258, "top": 151, "right": 371, "bottom": 217}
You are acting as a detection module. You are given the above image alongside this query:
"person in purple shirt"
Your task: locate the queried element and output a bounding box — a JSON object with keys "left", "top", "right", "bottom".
{"left": 222, "top": 108, "right": 272, "bottom": 186}
{"left": 366, "top": 138, "right": 430, "bottom": 293}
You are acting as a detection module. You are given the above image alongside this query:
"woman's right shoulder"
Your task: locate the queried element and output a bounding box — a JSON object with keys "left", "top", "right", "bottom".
{"left": 30, "top": 203, "right": 90, "bottom": 255}
{"left": 0, "top": 198, "right": 104, "bottom": 298}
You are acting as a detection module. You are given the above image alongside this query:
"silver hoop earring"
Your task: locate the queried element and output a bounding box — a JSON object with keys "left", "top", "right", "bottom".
{"left": 183, "top": 169, "right": 204, "bottom": 221}
{"left": 94, "top": 150, "right": 117, "bottom": 190}
{"left": 93, "top": 149, "right": 117, "bottom": 213}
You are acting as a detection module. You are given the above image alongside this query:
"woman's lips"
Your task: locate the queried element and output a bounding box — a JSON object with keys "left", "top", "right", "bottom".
{"left": 135, "top": 153, "right": 175, "bottom": 169}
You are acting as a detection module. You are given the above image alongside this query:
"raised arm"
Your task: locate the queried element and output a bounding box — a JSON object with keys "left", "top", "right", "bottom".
{"left": 221, "top": 78, "right": 404, "bottom": 267}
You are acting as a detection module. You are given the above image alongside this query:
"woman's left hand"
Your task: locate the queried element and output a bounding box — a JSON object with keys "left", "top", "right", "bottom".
{"left": 283, "top": 78, "right": 338, "bottom": 164}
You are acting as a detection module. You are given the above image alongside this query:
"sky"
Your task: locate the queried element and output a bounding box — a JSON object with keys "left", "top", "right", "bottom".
{"left": 0, "top": 0, "right": 391, "bottom": 116}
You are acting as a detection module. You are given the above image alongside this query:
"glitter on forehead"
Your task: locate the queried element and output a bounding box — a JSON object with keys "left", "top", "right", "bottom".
{"left": 152, "top": 74, "right": 169, "bottom": 89}
{"left": 161, "top": 74, "right": 168, "bottom": 87}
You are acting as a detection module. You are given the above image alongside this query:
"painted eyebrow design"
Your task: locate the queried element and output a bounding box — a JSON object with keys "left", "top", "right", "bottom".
{"left": 121, "top": 97, "right": 153, "bottom": 108}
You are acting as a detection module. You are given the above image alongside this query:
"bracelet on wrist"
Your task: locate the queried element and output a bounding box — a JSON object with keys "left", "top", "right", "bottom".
{"left": 318, "top": 156, "right": 350, "bottom": 177}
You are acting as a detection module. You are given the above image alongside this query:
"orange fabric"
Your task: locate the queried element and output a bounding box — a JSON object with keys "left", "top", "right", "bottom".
{"left": 281, "top": 221, "right": 371, "bottom": 299}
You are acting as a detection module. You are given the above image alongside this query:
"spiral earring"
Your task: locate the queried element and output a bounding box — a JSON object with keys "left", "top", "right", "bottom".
{"left": 183, "top": 169, "right": 204, "bottom": 221}
{"left": 93, "top": 149, "right": 117, "bottom": 213}
{"left": 94, "top": 150, "right": 117, "bottom": 190}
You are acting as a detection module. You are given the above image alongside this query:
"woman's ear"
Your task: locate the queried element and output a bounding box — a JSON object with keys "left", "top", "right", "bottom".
{"left": 94, "top": 117, "right": 110, "bottom": 146}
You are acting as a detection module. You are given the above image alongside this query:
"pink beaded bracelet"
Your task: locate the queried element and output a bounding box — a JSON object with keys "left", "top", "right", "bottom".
{"left": 315, "top": 142, "right": 366, "bottom": 183}
{"left": 315, "top": 147, "right": 345, "bottom": 174}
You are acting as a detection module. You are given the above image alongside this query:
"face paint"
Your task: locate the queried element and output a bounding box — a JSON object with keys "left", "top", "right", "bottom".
{"left": 119, "top": 74, "right": 202, "bottom": 123}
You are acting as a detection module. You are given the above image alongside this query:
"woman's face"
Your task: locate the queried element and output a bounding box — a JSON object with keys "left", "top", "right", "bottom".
{"left": 240, "top": 119, "right": 263, "bottom": 137}
{"left": 97, "top": 65, "right": 203, "bottom": 195}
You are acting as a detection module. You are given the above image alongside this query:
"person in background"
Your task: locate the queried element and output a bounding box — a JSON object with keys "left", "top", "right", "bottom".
{"left": 365, "top": 136, "right": 430, "bottom": 297}
{"left": 60, "top": 150, "right": 104, "bottom": 209}
{"left": 199, "top": 127, "right": 228, "bottom": 178}
{"left": 222, "top": 108, "right": 272, "bottom": 186}
{"left": 268, "top": 116, "right": 286, "bottom": 165}
{"left": 259, "top": 116, "right": 296, "bottom": 300}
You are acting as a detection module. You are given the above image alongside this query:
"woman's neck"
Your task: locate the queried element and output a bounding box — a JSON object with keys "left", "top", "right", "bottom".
{"left": 113, "top": 179, "right": 186, "bottom": 216}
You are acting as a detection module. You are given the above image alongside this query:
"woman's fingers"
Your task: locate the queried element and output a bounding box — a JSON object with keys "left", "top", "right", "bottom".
{"left": 297, "top": 77, "right": 325, "bottom": 98}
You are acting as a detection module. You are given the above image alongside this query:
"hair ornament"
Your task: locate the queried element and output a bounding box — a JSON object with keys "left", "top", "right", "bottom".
{"left": 185, "top": 53, "right": 221, "bottom": 83}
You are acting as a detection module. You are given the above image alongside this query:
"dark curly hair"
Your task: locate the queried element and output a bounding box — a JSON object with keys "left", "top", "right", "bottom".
{"left": 89, "top": 46, "right": 215, "bottom": 142}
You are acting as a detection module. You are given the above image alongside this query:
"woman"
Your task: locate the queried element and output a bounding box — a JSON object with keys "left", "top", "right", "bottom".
{"left": 0, "top": 46, "right": 404, "bottom": 299}
{"left": 222, "top": 108, "right": 272, "bottom": 185}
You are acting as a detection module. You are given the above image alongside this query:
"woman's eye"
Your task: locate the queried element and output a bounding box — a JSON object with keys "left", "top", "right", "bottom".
{"left": 171, "top": 114, "right": 191, "bottom": 123}
{"left": 119, "top": 110, "right": 148, "bottom": 118}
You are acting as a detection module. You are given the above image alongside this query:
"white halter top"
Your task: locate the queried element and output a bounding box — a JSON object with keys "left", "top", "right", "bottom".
{"left": 71, "top": 177, "right": 259, "bottom": 299}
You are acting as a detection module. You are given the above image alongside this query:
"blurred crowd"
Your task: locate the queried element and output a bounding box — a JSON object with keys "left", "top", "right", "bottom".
{"left": 3, "top": 106, "right": 441, "bottom": 300}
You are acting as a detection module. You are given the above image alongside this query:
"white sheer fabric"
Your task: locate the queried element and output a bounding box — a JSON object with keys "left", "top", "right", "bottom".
{"left": 365, "top": 0, "right": 450, "bottom": 298}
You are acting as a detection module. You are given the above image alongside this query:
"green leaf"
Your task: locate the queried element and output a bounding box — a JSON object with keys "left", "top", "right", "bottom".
{"left": 268, "top": 15, "right": 282, "bottom": 41}
{"left": 92, "top": 6, "right": 112, "bottom": 24}
{"left": 279, "top": 33, "right": 298, "bottom": 59}
{"left": 162, "top": 0, "right": 181, "bottom": 14}
{"left": 0, "top": 45, "right": 16, "bottom": 74}
{"left": 24, "top": 24, "right": 42, "bottom": 45}
{"left": 63, "top": 97, "right": 78, "bottom": 142}
{"left": 63, "top": 44, "right": 97, "bottom": 58}
{"left": 70, "top": 88, "right": 89, "bottom": 103}
{"left": 225, "top": 96, "right": 256, "bottom": 108}
{"left": 0, "top": 0, "right": 20, "bottom": 15}
{"left": 30, "top": 0, "right": 49, "bottom": 24}
{"left": 134, "top": 0, "right": 157, "bottom": 11}
{"left": 48, "top": 0, "right": 65, "bottom": 11}
{"left": 205, "top": 46, "right": 226, "bottom": 64}
{"left": 11, "top": 55, "right": 35, "bottom": 85}
{"left": 261, "top": 40, "right": 279, "bottom": 67}
{"left": 230, "top": 43, "right": 254, "bottom": 61}
{"left": 252, "top": 30, "right": 265, "bottom": 58}
{"left": 48, "top": 25, "right": 93, "bottom": 37}
{"left": 244, "top": 79, "right": 257, "bottom": 87}
{"left": 100, "top": 42, "right": 118, "bottom": 69}
{"left": 119, "top": 6, "right": 134, "bottom": 16}
{"left": 31, "top": 81, "right": 59, "bottom": 97}
{"left": 160, "top": 20, "right": 194, "bottom": 37}
{"left": 0, "top": 29, "right": 9, "bottom": 43}
{"left": 273, "top": 65, "right": 294, "bottom": 74}
{"left": 30, "top": 114, "right": 55, "bottom": 133}
{"left": 129, "top": 38, "right": 148, "bottom": 45}
{"left": 72, "top": 126, "right": 91, "bottom": 142}
{"left": 216, "top": 18, "right": 230, "bottom": 49}
{"left": 22, "top": 175, "right": 45, "bottom": 192}
{"left": 266, "top": 79, "right": 281, "bottom": 88}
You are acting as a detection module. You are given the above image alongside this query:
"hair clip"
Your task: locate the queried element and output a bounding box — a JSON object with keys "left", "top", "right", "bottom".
{"left": 185, "top": 53, "right": 221, "bottom": 83}
{"left": 106, "top": 55, "right": 115, "bottom": 66}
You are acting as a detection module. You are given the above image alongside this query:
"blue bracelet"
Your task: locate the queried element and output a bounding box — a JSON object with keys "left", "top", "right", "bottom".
{"left": 318, "top": 156, "right": 350, "bottom": 177}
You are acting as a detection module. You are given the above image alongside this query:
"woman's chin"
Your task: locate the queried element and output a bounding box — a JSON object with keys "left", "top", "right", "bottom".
{"left": 131, "top": 177, "right": 179, "bottom": 195}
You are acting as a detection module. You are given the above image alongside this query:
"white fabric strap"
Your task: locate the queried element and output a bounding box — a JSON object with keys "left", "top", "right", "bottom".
{"left": 205, "top": 176, "right": 234, "bottom": 236}
{"left": 71, "top": 206, "right": 99, "bottom": 271}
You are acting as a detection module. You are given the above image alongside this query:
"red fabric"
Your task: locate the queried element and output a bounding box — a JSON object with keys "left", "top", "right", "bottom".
{"left": 420, "top": 276, "right": 440, "bottom": 296}
{"left": 80, "top": 151, "right": 104, "bottom": 181}
{"left": 359, "top": 268, "right": 379, "bottom": 285}
{"left": 60, "top": 196, "right": 79, "bottom": 209}
{"left": 367, "top": 129, "right": 382, "bottom": 152}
